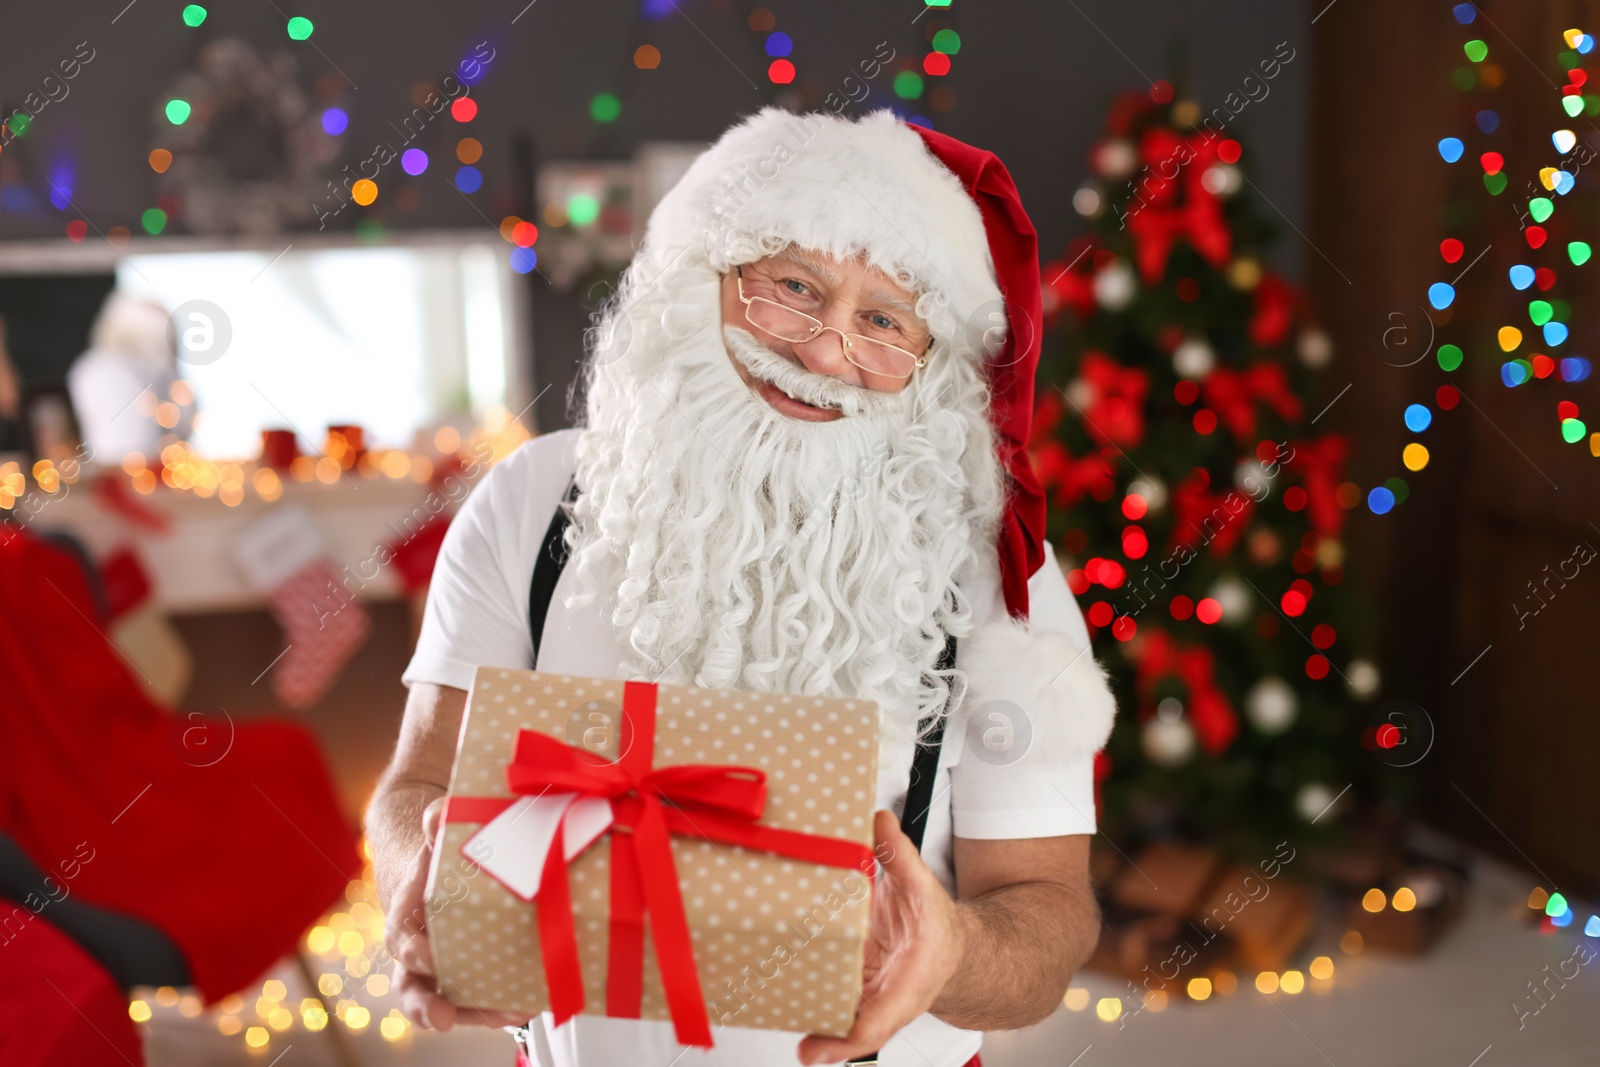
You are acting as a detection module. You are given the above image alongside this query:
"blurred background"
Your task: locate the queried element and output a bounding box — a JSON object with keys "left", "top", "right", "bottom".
{"left": 1, "top": 0, "right": 1597, "bottom": 1064}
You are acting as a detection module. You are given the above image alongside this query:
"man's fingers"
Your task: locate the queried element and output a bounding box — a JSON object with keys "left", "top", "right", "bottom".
{"left": 396, "top": 968, "right": 457, "bottom": 1032}
{"left": 384, "top": 883, "right": 435, "bottom": 975}
{"left": 422, "top": 795, "right": 447, "bottom": 841}
{"left": 799, "top": 991, "right": 905, "bottom": 1066}
{"left": 383, "top": 803, "right": 444, "bottom": 975}
{"left": 391, "top": 926, "right": 434, "bottom": 977}
{"left": 872, "top": 809, "right": 915, "bottom": 879}
{"left": 798, "top": 1013, "right": 896, "bottom": 1066}
{"left": 395, "top": 967, "right": 526, "bottom": 1031}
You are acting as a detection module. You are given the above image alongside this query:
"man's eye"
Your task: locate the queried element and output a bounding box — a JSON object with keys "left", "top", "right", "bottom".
{"left": 868, "top": 313, "right": 898, "bottom": 332}
{"left": 782, "top": 279, "right": 811, "bottom": 298}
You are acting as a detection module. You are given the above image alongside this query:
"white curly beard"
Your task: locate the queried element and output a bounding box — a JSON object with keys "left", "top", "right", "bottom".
{"left": 564, "top": 258, "right": 1004, "bottom": 746}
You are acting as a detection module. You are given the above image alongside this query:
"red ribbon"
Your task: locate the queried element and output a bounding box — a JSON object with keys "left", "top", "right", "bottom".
{"left": 1041, "top": 238, "right": 1099, "bottom": 329}
{"left": 1200, "top": 363, "right": 1304, "bottom": 441}
{"left": 1248, "top": 273, "right": 1299, "bottom": 347}
{"left": 1287, "top": 434, "right": 1351, "bottom": 538}
{"left": 444, "top": 681, "right": 877, "bottom": 1048}
{"left": 1135, "top": 630, "right": 1238, "bottom": 755}
{"left": 1075, "top": 352, "right": 1150, "bottom": 449}
{"left": 1028, "top": 393, "right": 1116, "bottom": 509}
{"left": 1124, "top": 133, "right": 1231, "bottom": 284}
{"left": 1169, "top": 470, "right": 1252, "bottom": 560}
{"left": 1034, "top": 443, "right": 1117, "bottom": 509}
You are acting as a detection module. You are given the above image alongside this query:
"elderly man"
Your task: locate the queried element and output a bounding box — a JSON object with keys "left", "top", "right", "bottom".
{"left": 368, "top": 105, "right": 1116, "bottom": 1067}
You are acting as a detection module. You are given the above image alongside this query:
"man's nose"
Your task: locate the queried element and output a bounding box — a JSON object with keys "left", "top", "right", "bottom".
{"left": 790, "top": 324, "right": 855, "bottom": 380}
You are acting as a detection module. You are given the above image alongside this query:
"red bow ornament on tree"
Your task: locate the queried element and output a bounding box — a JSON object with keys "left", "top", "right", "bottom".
{"left": 1287, "top": 434, "right": 1351, "bottom": 539}
{"left": 1135, "top": 629, "right": 1239, "bottom": 756}
{"left": 1123, "top": 130, "right": 1232, "bottom": 284}
{"left": 1072, "top": 352, "right": 1150, "bottom": 448}
{"left": 1200, "top": 362, "right": 1304, "bottom": 440}
{"left": 1247, "top": 273, "right": 1300, "bottom": 347}
{"left": 1041, "top": 238, "right": 1099, "bottom": 329}
{"left": 1029, "top": 393, "right": 1116, "bottom": 508}
{"left": 1169, "top": 469, "right": 1253, "bottom": 559}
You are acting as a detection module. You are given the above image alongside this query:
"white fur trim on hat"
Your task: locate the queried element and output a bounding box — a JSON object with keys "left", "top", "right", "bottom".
{"left": 642, "top": 105, "right": 1003, "bottom": 357}
{"left": 959, "top": 613, "right": 1118, "bottom": 764}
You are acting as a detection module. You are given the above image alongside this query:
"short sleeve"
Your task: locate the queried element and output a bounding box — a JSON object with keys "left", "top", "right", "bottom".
{"left": 949, "top": 540, "right": 1101, "bottom": 839}
{"left": 401, "top": 434, "right": 576, "bottom": 691}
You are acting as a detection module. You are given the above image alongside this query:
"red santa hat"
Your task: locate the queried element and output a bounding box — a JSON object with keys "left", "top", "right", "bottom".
{"left": 904, "top": 119, "right": 1047, "bottom": 624}
{"left": 642, "top": 107, "right": 1115, "bottom": 757}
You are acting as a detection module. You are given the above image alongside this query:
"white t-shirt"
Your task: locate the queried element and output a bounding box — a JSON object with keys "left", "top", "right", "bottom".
{"left": 403, "top": 427, "right": 1098, "bottom": 1067}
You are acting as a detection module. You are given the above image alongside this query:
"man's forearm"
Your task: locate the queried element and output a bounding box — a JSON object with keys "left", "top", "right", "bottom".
{"left": 929, "top": 880, "right": 1099, "bottom": 1031}
{"left": 367, "top": 682, "right": 468, "bottom": 915}
{"left": 367, "top": 779, "right": 445, "bottom": 914}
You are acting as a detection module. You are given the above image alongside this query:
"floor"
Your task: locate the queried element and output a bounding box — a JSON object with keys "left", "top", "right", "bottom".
{"left": 134, "top": 846, "right": 1597, "bottom": 1067}
{"left": 989, "top": 851, "right": 1599, "bottom": 1067}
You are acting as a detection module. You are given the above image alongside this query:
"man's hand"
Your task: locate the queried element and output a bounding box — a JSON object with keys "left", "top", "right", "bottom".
{"left": 795, "top": 809, "right": 968, "bottom": 1066}
{"left": 389, "top": 797, "right": 527, "bottom": 1031}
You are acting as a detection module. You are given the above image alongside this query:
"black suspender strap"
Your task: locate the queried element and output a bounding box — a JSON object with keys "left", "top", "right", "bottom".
{"left": 527, "top": 476, "right": 580, "bottom": 666}
{"left": 526, "top": 480, "right": 959, "bottom": 1064}
{"left": 898, "top": 632, "right": 957, "bottom": 852}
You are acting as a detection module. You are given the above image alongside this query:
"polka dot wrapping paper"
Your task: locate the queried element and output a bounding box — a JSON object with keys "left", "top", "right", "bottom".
{"left": 424, "top": 669, "right": 881, "bottom": 1040}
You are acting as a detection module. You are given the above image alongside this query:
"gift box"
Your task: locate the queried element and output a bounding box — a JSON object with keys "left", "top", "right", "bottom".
{"left": 425, "top": 669, "right": 882, "bottom": 1047}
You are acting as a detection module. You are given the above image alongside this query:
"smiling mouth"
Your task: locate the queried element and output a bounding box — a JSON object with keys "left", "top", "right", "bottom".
{"left": 752, "top": 379, "right": 844, "bottom": 422}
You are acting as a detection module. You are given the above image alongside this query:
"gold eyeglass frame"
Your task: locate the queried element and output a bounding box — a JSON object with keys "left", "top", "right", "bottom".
{"left": 734, "top": 264, "right": 932, "bottom": 380}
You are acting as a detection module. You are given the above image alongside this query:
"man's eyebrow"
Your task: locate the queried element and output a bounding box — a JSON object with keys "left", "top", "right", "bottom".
{"left": 865, "top": 288, "right": 919, "bottom": 320}
{"left": 777, "top": 248, "right": 844, "bottom": 287}
{"left": 778, "top": 248, "right": 924, "bottom": 326}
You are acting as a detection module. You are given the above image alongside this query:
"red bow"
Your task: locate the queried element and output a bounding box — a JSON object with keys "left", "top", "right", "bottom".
{"left": 1248, "top": 274, "right": 1298, "bottom": 347}
{"left": 1287, "top": 434, "right": 1351, "bottom": 538}
{"left": 445, "top": 682, "right": 876, "bottom": 1048}
{"left": 1075, "top": 352, "right": 1150, "bottom": 448}
{"left": 1029, "top": 393, "right": 1116, "bottom": 508}
{"left": 1170, "top": 470, "right": 1252, "bottom": 559}
{"left": 1042, "top": 238, "right": 1099, "bottom": 329}
{"left": 1134, "top": 127, "right": 1190, "bottom": 209}
{"left": 1135, "top": 630, "right": 1238, "bottom": 755}
{"left": 1035, "top": 444, "right": 1117, "bottom": 509}
{"left": 1124, "top": 133, "right": 1232, "bottom": 283}
{"left": 1200, "top": 363, "right": 1304, "bottom": 440}
{"left": 1106, "top": 90, "right": 1158, "bottom": 138}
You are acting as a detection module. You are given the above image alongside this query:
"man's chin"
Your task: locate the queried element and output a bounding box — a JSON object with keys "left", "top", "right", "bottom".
{"left": 751, "top": 379, "right": 844, "bottom": 423}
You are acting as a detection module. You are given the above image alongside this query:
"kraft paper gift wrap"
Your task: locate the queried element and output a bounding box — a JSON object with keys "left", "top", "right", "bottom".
{"left": 424, "top": 668, "right": 882, "bottom": 1042}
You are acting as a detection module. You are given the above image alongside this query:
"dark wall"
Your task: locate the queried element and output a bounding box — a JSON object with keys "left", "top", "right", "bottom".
{"left": 1310, "top": 0, "right": 1600, "bottom": 890}
{"left": 0, "top": 0, "right": 1309, "bottom": 430}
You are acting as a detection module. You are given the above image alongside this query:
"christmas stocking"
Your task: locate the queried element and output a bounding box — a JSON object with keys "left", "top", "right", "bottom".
{"left": 232, "top": 503, "right": 370, "bottom": 709}
{"left": 100, "top": 544, "right": 193, "bottom": 707}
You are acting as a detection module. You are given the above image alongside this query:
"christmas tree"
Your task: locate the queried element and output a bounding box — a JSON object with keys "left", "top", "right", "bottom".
{"left": 1035, "top": 84, "right": 1381, "bottom": 859}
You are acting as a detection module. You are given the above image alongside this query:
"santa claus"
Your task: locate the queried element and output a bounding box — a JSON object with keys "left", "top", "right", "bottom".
{"left": 369, "top": 105, "right": 1117, "bottom": 1067}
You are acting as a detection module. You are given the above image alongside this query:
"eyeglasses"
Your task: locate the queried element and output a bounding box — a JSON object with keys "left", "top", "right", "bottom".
{"left": 735, "top": 265, "right": 931, "bottom": 380}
